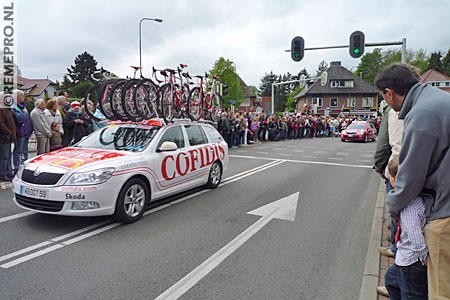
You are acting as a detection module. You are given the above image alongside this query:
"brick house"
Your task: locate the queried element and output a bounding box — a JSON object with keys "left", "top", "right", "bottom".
{"left": 17, "top": 76, "right": 57, "bottom": 99}
{"left": 294, "top": 61, "right": 378, "bottom": 117}
{"left": 419, "top": 69, "right": 450, "bottom": 93}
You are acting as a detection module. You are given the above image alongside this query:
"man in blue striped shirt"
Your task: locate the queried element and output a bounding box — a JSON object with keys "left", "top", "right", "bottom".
{"left": 384, "top": 156, "right": 428, "bottom": 299}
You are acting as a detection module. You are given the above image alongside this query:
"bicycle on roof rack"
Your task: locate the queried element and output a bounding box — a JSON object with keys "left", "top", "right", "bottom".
{"left": 153, "top": 64, "right": 193, "bottom": 124}
{"left": 188, "top": 73, "right": 222, "bottom": 122}
{"left": 82, "top": 68, "right": 116, "bottom": 122}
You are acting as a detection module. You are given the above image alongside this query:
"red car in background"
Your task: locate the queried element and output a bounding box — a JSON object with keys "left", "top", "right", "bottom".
{"left": 341, "top": 121, "right": 376, "bottom": 142}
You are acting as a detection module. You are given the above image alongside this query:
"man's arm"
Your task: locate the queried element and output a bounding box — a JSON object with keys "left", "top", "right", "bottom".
{"left": 386, "top": 129, "right": 436, "bottom": 216}
{"left": 373, "top": 107, "right": 391, "bottom": 175}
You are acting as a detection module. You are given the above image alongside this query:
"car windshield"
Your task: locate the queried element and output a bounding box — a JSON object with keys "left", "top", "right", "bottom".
{"left": 75, "top": 125, "right": 160, "bottom": 152}
{"left": 347, "top": 124, "right": 366, "bottom": 130}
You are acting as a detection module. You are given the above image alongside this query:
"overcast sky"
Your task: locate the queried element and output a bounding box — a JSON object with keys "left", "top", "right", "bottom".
{"left": 16, "top": 0, "right": 450, "bottom": 87}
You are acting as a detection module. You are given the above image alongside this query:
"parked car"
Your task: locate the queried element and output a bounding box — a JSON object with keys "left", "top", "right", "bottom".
{"left": 12, "top": 120, "right": 229, "bottom": 224}
{"left": 340, "top": 121, "right": 376, "bottom": 142}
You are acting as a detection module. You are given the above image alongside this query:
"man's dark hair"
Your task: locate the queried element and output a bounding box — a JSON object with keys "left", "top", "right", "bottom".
{"left": 374, "top": 64, "right": 419, "bottom": 96}
{"left": 57, "top": 90, "right": 67, "bottom": 96}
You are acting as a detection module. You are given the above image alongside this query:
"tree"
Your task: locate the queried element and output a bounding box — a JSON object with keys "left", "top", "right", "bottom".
{"left": 316, "top": 61, "right": 328, "bottom": 77}
{"left": 427, "top": 51, "right": 444, "bottom": 73}
{"left": 259, "top": 71, "right": 278, "bottom": 97}
{"left": 66, "top": 51, "right": 98, "bottom": 85}
{"left": 286, "top": 86, "right": 303, "bottom": 111}
{"left": 72, "top": 81, "right": 94, "bottom": 98}
{"left": 356, "top": 48, "right": 384, "bottom": 84}
{"left": 441, "top": 48, "right": 450, "bottom": 76}
{"left": 209, "top": 57, "right": 243, "bottom": 108}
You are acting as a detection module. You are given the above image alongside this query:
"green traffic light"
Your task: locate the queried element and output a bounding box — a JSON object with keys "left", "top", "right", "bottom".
{"left": 353, "top": 48, "right": 360, "bottom": 54}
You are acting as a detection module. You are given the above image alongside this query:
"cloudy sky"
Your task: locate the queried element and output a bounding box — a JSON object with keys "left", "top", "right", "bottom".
{"left": 16, "top": 0, "right": 450, "bottom": 87}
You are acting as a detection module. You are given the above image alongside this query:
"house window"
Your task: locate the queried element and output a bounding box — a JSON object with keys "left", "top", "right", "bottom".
{"left": 347, "top": 97, "right": 356, "bottom": 107}
{"left": 362, "top": 97, "right": 373, "bottom": 107}
{"left": 312, "top": 97, "right": 323, "bottom": 107}
{"left": 331, "top": 81, "right": 339, "bottom": 88}
{"left": 344, "top": 80, "right": 354, "bottom": 87}
{"left": 446, "top": 82, "right": 450, "bottom": 87}
{"left": 330, "top": 98, "right": 338, "bottom": 107}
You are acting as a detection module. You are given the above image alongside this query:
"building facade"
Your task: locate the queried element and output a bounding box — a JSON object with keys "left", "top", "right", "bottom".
{"left": 294, "top": 61, "right": 378, "bottom": 117}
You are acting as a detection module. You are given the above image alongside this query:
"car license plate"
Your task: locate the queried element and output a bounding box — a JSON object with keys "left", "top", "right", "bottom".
{"left": 21, "top": 186, "right": 48, "bottom": 199}
{"left": 347, "top": 134, "right": 354, "bottom": 137}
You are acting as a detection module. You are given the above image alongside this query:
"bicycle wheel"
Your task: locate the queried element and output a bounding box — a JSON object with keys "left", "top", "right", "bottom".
{"left": 109, "top": 79, "right": 129, "bottom": 121}
{"left": 98, "top": 79, "right": 119, "bottom": 121}
{"left": 83, "top": 84, "right": 101, "bottom": 122}
{"left": 121, "top": 79, "right": 142, "bottom": 122}
{"left": 159, "top": 83, "right": 175, "bottom": 124}
{"left": 134, "top": 79, "right": 159, "bottom": 119}
{"left": 188, "top": 87, "right": 203, "bottom": 121}
{"left": 180, "top": 83, "right": 190, "bottom": 119}
{"left": 208, "top": 93, "right": 222, "bottom": 122}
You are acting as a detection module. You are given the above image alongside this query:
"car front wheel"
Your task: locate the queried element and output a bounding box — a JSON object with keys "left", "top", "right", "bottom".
{"left": 114, "top": 178, "right": 149, "bottom": 224}
{"left": 206, "top": 161, "right": 222, "bottom": 189}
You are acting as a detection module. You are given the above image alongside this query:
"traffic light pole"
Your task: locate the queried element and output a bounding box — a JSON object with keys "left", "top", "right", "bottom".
{"left": 286, "top": 38, "right": 407, "bottom": 63}
{"left": 271, "top": 79, "right": 301, "bottom": 114}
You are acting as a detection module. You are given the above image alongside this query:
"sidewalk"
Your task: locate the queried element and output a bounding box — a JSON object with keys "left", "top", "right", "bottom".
{"left": 359, "top": 179, "right": 394, "bottom": 300}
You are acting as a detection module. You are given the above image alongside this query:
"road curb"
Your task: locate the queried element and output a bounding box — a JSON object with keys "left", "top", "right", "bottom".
{"left": 359, "top": 179, "right": 385, "bottom": 300}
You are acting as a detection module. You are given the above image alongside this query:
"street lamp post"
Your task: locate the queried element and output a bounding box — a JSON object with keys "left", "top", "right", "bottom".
{"left": 139, "top": 18, "right": 163, "bottom": 76}
{"left": 230, "top": 61, "right": 237, "bottom": 109}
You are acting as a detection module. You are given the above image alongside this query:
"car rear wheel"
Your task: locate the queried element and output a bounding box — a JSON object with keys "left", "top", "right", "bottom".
{"left": 341, "top": 139, "right": 345, "bottom": 142}
{"left": 206, "top": 161, "right": 222, "bottom": 189}
{"left": 113, "top": 178, "right": 149, "bottom": 224}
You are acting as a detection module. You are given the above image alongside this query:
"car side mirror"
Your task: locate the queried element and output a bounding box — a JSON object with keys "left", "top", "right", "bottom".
{"left": 156, "top": 141, "right": 178, "bottom": 152}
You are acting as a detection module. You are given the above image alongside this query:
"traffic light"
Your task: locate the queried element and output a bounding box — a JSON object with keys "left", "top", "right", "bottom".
{"left": 291, "top": 36, "right": 305, "bottom": 62}
{"left": 349, "top": 31, "right": 365, "bottom": 58}
{"left": 220, "top": 84, "right": 228, "bottom": 96}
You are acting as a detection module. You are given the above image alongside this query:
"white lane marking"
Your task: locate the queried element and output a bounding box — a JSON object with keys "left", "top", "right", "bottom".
{"left": 335, "top": 152, "right": 349, "bottom": 156}
{"left": 356, "top": 160, "right": 372, "bottom": 163}
{"left": 279, "top": 153, "right": 292, "bottom": 157}
{"left": 328, "top": 157, "right": 343, "bottom": 161}
{"left": 313, "top": 151, "right": 327, "bottom": 154}
{"left": 230, "top": 154, "right": 372, "bottom": 169}
{"left": 271, "top": 148, "right": 286, "bottom": 151}
{"left": 257, "top": 152, "right": 269, "bottom": 155}
{"left": 2, "top": 223, "right": 121, "bottom": 268}
{"left": 361, "top": 154, "right": 374, "bottom": 158}
{"left": 0, "top": 162, "right": 284, "bottom": 269}
{"left": 0, "top": 220, "right": 111, "bottom": 264}
{"left": 302, "top": 156, "right": 317, "bottom": 159}
{"left": 0, "top": 211, "right": 36, "bottom": 224}
{"left": 292, "top": 150, "right": 305, "bottom": 153}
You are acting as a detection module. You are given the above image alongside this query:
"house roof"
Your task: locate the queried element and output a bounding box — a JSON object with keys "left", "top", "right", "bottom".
{"left": 295, "top": 61, "right": 377, "bottom": 99}
{"left": 236, "top": 74, "right": 256, "bottom": 98}
{"left": 419, "top": 69, "right": 450, "bottom": 83}
{"left": 17, "top": 76, "right": 56, "bottom": 96}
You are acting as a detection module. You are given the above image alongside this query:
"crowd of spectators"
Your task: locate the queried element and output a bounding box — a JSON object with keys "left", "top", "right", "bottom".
{"left": 0, "top": 90, "right": 95, "bottom": 182}
{"left": 218, "top": 110, "right": 380, "bottom": 148}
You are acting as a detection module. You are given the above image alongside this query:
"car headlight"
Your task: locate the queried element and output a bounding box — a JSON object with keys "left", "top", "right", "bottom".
{"left": 65, "top": 168, "right": 115, "bottom": 185}
{"left": 16, "top": 164, "right": 25, "bottom": 180}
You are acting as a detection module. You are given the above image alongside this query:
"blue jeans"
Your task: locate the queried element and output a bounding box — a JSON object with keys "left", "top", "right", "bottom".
{"left": 386, "top": 179, "right": 398, "bottom": 253}
{"left": 385, "top": 261, "right": 428, "bottom": 300}
{"left": 0, "top": 143, "right": 13, "bottom": 178}
{"left": 13, "top": 137, "right": 29, "bottom": 172}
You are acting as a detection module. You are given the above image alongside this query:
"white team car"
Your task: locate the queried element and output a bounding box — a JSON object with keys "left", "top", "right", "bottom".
{"left": 12, "top": 120, "right": 228, "bottom": 223}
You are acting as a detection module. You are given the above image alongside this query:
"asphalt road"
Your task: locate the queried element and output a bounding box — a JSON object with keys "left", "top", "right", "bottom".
{"left": 0, "top": 137, "right": 379, "bottom": 300}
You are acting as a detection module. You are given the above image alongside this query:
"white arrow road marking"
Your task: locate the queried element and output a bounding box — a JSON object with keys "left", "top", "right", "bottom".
{"left": 155, "top": 192, "right": 300, "bottom": 300}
